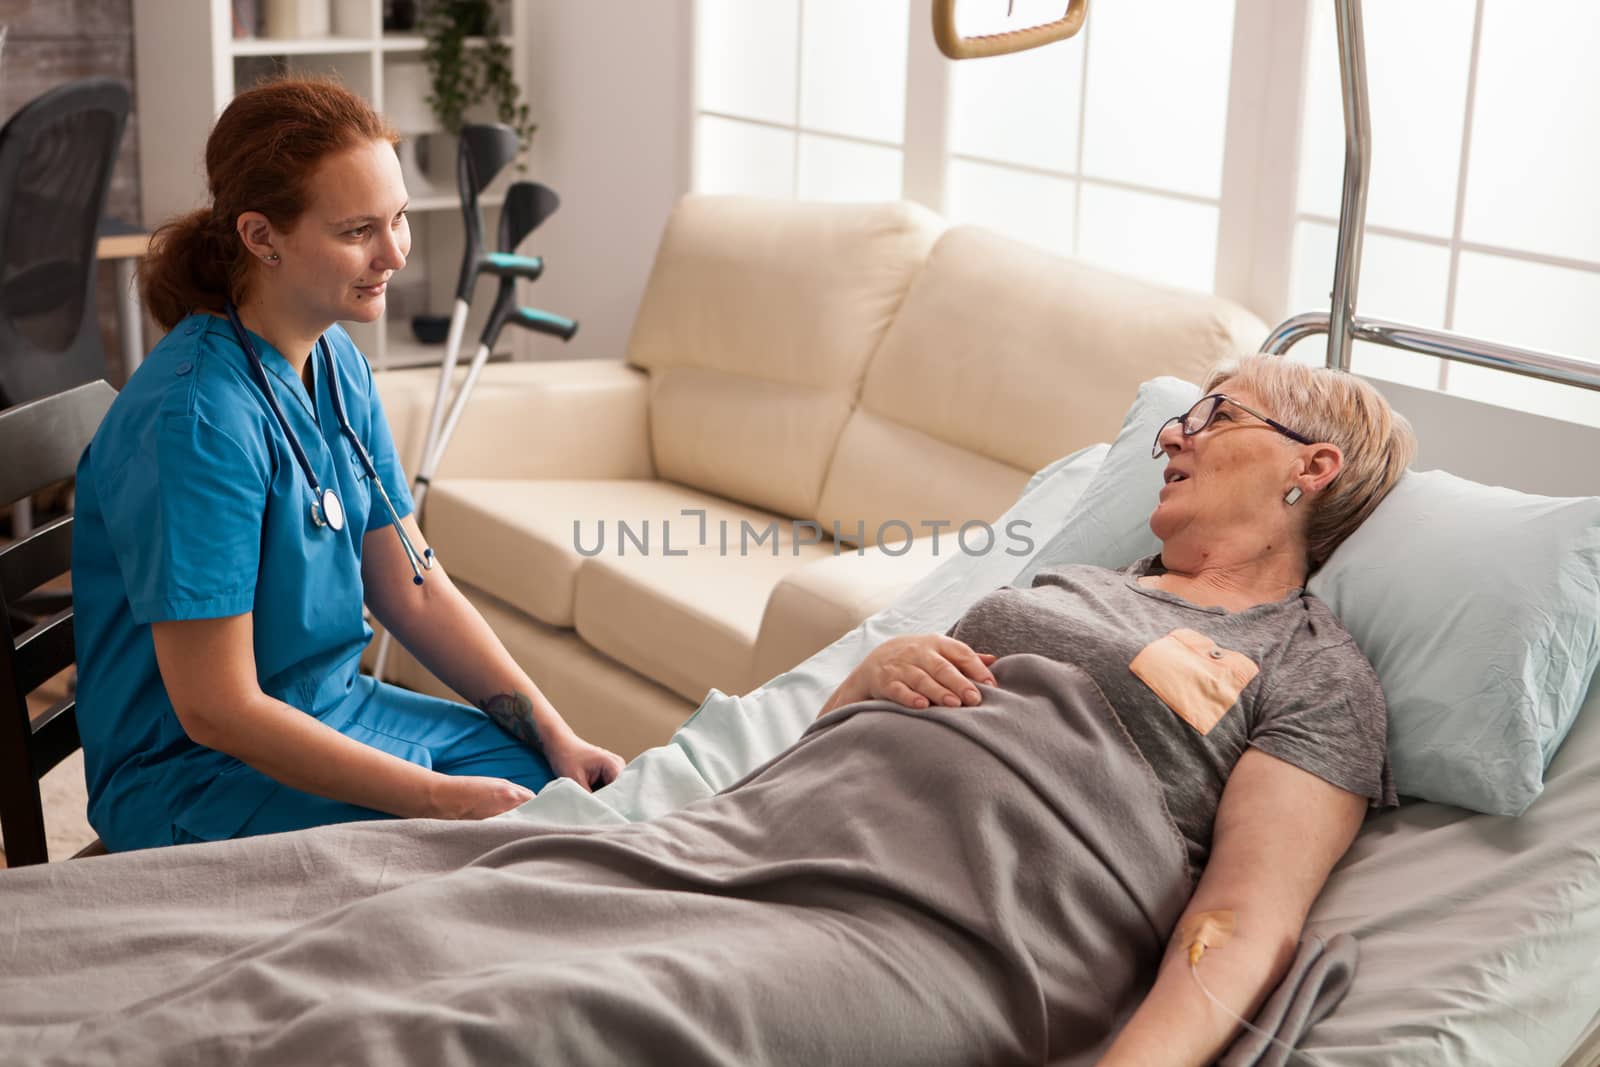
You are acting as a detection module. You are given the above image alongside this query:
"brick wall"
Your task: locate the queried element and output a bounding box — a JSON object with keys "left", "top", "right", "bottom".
{"left": 0, "top": 0, "right": 142, "bottom": 382}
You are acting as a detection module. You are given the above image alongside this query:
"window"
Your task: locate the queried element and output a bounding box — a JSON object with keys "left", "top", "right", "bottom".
{"left": 1292, "top": 0, "right": 1600, "bottom": 427}
{"left": 945, "top": 0, "right": 1234, "bottom": 291}
{"left": 693, "top": 0, "right": 909, "bottom": 202}
{"left": 693, "top": 0, "right": 1600, "bottom": 428}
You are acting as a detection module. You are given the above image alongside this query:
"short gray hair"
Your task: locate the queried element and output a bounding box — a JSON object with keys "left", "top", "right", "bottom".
{"left": 1202, "top": 355, "right": 1416, "bottom": 570}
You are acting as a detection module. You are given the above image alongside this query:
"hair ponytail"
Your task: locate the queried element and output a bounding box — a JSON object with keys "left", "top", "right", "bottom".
{"left": 138, "top": 208, "right": 246, "bottom": 331}
{"left": 136, "top": 75, "right": 397, "bottom": 332}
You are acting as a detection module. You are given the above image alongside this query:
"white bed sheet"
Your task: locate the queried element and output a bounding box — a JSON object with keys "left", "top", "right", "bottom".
{"left": 1299, "top": 675, "right": 1600, "bottom": 1066}
{"left": 1563, "top": 922, "right": 1600, "bottom": 1067}
{"left": 508, "top": 444, "right": 1600, "bottom": 1067}
{"left": 1565, "top": 1010, "right": 1600, "bottom": 1067}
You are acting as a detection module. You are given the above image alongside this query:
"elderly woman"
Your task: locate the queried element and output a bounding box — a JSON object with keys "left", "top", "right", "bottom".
{"left": 0, "top": 357, "right": 1412, "bottom": 1067}
{"left": 821, "top": 354, "right": 1414, "bottom": 1064}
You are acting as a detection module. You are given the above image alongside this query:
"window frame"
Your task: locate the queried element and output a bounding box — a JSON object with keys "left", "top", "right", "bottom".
{"left": 690, "top": 0, "right": 1600, "bottom": 422}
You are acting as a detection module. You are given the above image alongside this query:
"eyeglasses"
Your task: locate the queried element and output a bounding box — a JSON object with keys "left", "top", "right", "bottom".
{"left": 1151, "top": 393, "right": 1315, "bottom": 459}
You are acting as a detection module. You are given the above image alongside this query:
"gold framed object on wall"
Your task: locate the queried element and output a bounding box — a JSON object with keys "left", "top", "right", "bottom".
{"left": 931, "top": 0, "right": 1088, "bottom": 59}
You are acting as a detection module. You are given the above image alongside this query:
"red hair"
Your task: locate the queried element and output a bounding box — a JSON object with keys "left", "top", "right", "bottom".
{"left": 139, "top": 76, "right": 398, "bottom": 331}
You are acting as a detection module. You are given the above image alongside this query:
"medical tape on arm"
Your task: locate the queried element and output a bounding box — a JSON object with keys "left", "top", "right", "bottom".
{"left": 1178, "top": 910, "right": 1329, "bottom": 1067}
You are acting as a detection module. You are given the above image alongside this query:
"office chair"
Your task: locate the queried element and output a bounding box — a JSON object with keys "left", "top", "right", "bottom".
{"left": 0, "top": 78, "right": 130, "bottom": 409}
{"left": 0, "top": 380, "right": 115, "bottom": 866}
{"left": 0, "top": 78, "right": 130, "bottom": 539}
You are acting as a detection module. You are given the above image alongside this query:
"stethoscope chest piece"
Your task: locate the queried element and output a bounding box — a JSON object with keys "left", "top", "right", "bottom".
{"left": 312, "top": 487, "right": 346, "bottom": 532}
{"left": 226, "top": 303, "right": 434, "bottom": 586}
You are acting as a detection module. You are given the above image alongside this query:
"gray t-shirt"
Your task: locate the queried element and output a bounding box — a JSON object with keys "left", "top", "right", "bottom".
{"left": 948, "top": 555, "right": 1395, "bottom": 869}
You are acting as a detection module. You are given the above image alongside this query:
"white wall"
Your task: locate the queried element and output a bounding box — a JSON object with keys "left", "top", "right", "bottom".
{"left": 518, "top": 0, "right": 694, "bottom": 361}
{"left": 1366, "top": 378, "right": 1598, "bottom": 499}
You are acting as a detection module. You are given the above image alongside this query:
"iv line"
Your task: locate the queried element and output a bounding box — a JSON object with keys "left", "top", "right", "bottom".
{"left": 1188, "top": 960, "right": 1328, "bottom": 1067}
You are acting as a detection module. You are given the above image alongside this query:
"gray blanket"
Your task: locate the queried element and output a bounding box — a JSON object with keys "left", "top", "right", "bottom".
{"left": 0, "top": 655, "right": 1350, "bottom": 1065}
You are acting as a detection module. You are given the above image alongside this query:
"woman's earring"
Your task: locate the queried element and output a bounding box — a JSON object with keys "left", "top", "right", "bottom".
{"left": 1284, "top": 486, "right": 1303, "bottom": 506}
{"left": 264, "top": 253, "right": 280, "bottom": 263}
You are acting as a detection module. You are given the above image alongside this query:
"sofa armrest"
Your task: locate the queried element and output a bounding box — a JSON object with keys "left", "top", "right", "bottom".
{"left": 749, "top": 538, "right": 945, "bottom": 689}
{"left": 374, "top": 360, "right": 654, "bottom": 481}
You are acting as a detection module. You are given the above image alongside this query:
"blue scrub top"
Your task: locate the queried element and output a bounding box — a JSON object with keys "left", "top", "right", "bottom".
{"left": 71, "top": 312, "right": 415, "bottom": 850}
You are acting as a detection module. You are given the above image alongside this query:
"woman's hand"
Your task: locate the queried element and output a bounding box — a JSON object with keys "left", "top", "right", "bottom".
{"left": 821, "top": 634, "right": 998, "bottom": 716}
{"left": 544, "top": 733, "right": 626, "bottom": 792}
{"left": 426, "top": 774, "right": 535, "bottom": 819}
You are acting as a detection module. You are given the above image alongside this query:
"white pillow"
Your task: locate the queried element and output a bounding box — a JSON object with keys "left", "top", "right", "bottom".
{"left": 1308, "top": 470, "right": 1600, "bottom": 815}
{"left": 1017, "top": 376, "right": 1600, "bottom": 816}
{"left": 1016, "top": 376, "right": 1200, "bottom": 585}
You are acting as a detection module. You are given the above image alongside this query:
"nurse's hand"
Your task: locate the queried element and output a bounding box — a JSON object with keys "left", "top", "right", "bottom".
{"left": 427, "top": 774, "right": 535, "bottom": 820}
{"left": 545, "top": 734, "right": 626, "bottom": 792}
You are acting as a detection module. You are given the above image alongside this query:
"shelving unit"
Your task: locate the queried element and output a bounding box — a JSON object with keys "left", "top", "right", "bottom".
{"left": 131, "top": 0, "right": 528, "bottom": 369}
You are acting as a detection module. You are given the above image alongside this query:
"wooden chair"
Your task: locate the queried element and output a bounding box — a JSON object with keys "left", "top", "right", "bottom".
{"left": 0, "top": 379, "right": 115, "bottom": 866}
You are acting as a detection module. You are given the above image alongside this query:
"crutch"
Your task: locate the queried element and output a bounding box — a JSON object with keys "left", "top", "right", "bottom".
{"left": 413, "top": 124, "right": 544, "bottom": 514}
{"left": 410, "top": 181, "right": 571, "bottom": 512}
{"left": 370, "top": 126, "right": 538, "bottom": 681}
{"left": 372, "top": 179, "right": 577, "bottom": 681}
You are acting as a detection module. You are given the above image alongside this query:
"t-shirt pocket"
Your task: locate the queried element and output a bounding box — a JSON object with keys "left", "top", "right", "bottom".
{"left": 1130, "top": 628, "right": 1259, "bottom": 735}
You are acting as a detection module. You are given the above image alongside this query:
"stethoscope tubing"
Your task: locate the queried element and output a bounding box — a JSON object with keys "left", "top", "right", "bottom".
{"left": 224, "top": 304, "right": 434, "bottom": 585}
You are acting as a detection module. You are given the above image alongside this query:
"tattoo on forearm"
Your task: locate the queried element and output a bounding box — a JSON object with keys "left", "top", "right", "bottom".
{"left": 476, "top": 691, "right": 543, "bottom": 752}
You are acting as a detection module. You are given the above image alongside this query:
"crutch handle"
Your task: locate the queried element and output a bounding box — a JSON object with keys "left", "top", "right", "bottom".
{"left": 510, "top": 307, "right": 578, "bottom": 342}
{"left": 481, "top": 251, "right": 544, "bottom": 281}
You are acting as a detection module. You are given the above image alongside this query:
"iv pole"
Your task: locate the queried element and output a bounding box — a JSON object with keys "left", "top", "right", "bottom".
{"left": 931, "top": 0, "right": 1600, "bottom": 391}
{"left": 1259, "top": 0, "right": 1600, "bottom": 390}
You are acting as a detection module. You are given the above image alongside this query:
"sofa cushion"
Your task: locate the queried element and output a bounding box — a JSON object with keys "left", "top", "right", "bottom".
{"left": 626, "top": 195, "right": 944, "bottom": 518}
{"left": 374, "top": 361, "right": 654, "bottom": 482}
{"left": 810, "top": 410, "right": 1032, "bottom": 549}
{"left": 815, "top": 224, "right": 1265, "bottom": 543}
{"left": 424, "top": 479, "right": 800, "bottom": 629}
{"left": 575, "top": 526, "right": 837, "bottom": 703}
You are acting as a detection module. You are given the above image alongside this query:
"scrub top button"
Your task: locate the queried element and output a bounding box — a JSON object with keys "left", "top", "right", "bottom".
{"left": 175, "top": 361, "right": 192, "bottom": 376}
{"left": 1208, "top": 649, "right": 1225, "bottom": 660}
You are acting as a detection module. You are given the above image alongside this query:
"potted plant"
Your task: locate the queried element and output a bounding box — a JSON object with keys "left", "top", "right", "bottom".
{"left": 419, "top": 0, "right": 536, "bottom": 152}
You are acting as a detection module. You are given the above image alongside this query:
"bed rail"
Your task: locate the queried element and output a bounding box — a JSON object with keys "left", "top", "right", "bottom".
{"left": 1262, "top": 312, "right": 1600, "bottom": 393}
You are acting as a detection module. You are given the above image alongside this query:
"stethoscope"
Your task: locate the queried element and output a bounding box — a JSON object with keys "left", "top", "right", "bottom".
{"left": 225, "top": 304, "right": 436, "bottom": 586}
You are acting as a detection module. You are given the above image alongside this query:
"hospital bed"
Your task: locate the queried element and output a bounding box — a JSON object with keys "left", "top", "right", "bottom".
{"left": 497, "top": 374, "right": 1599, "bottom": 1064}
{"left": 489, "top": 2, "right": 1600, "bottom": 1061}
{"left": 5, "top": 373, "right": 1590, "bottom": 1065}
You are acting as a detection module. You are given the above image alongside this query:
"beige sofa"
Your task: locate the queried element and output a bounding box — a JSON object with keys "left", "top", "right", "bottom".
{"left": 373, "top": 195, "right": 1265, "bottom": 759}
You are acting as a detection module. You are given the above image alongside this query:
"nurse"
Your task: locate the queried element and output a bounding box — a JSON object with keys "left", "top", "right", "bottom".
{"left": 71, "top": 76, "right": 623, "bottom": 851}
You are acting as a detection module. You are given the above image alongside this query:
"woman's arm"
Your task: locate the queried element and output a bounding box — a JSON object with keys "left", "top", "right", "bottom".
{"left": 1097, "top": 749, "right": 1366, "bottom": 1067}
{"left": 817, "top": 634, "right": 997, "bottom": 717}
{"left": 361, "top": 514, "right": 622, "bottom": 789}
{"left": 151, "top": 614, "right": 532, "bottom": 819}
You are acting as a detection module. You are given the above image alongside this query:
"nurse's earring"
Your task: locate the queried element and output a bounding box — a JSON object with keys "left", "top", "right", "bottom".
{"left": 262, "top": 253, "right": 280, "bottom": 264}
{"left": 1284, "top": 486, "right": 1303, "bottom": 506}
